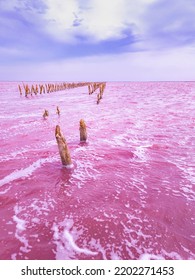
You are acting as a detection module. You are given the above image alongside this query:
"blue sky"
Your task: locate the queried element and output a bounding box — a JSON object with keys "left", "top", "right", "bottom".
{"left": 0, "top": 0, "right": 195, "bottom": 81}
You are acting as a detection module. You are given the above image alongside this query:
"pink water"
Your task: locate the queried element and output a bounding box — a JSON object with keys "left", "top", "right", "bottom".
{"left": 0, "top": 82, "right": 194, "bottom": 260}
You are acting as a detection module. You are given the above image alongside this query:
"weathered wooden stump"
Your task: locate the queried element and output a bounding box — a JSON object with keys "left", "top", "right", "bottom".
{"left": 79, "top": 119, "right": 87, "bottom": 141}
{"left": 55, "top": 125, "right": 72, "bottom": 166}
{"left": 43, "top": 109, "right": 49, "bottom": 119}
{"left": 23, "top": 83, "right": 30, "bottom": 97}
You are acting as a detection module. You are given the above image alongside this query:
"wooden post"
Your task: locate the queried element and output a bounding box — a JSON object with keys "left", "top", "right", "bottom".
{"left": 88, "top": 85, "right": 91, "bottom": 95}
{"left": 56, "top": 106, "right": 60, "bottom": 115}
{"left": 43, "top": 109, "right": 49, "bottom": 119}
{"left": 23, "top": 83, "right": 30, "bottom": 97}
{"left": 79, "top": 119, "right": 87, "bottom": 141}
{"left": 18, "top": 84, "right": 22, "bottom": 95}
{"left": 99, "top": 85, "right": 102, "bottom": 98}
{"left": 35, "top": 84, "right": 39, "bottom": 94}
{"left": 97, "top": 93, "right": 101, "bottom": 104}
{"left": 55, "top": 125, "right": 72, "bottom": 166}
{"left": 31, "top": 85, "right": 36, "bottom": 95}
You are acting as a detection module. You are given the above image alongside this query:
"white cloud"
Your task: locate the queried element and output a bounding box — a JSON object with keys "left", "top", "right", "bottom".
{"left": 41, "top": 0, "right": 156, "bottom": 43}
{"left": 0, "top": 0, "right": 169, "bottom": 48}
{"left": 138, "top": 0, "right": 195, "bottom": 50}
{"left": 43, "top": 0, "right": 79, "bottom": 42}
{"left": 80, "top": 0, "right": 127, "bottom": 41}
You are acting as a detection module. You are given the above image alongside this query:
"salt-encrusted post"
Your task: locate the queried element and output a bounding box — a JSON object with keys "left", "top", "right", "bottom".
{"left": 55, "top": 125, "right": 72, "bottom": 166}
{"left": 79, "top": 119, "right": 87, "bottom": 142}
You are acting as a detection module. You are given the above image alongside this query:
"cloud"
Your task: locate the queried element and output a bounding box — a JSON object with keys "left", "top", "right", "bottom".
{"left": 0, "top": 0, "right": 142, "bottom": 63}
{"left": 140, "top": 0, "right": 195, "bottom": 49}
{"left": 1, "top": 0, "right": 195, "bottom": 51}
{"left": 38, "top": 0, "right": 130, "bottom": 43}
{"left": 0, "top": 0, "right": 195, "bottom": 80}
{"left": 40, "top": 0, "right": 157, "bottom": 43}
{"left": 78, "top": 0, "right": 128, "bottom": 41}
{"left": 0, "top": 1, "right": 49, "bottom": 63}
{"left": 1, "top": 0, "right": 153, "bottom": 44}
{"left": 42, "top": 0, "right": 80, "bottom": 43}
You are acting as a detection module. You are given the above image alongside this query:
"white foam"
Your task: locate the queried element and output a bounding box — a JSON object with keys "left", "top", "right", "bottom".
{"left": 169, "top": 159, "right": 195, "bottom": 187}
{"left": 64, "top": 230, "right": 98, "bottom": 256}
{"left": 0, "top": 156, "right": 57, "bottom": 187}
{"left": 53, "top": 224, "right": 60, "bottom": 240}
{"left": 31, "top": 217, "right": 40, "bottom": 224}
{"left": 88, "top": 238, "right": 108, "bottom": 260}
{"left": 139, "top": 253, "right": 165, "bottom": 260}
{"left": 63, "top": 163, "right": 74, "bottom": 169}
{"left": 70, "top": 159, "right": 100, "bottom": 186}
{"left": 134, "top": 145, "right": 148, "bottom": 162}
{"left": 0, "top": 140, "right": 56, "bottom": 163}
{"left": 52, "top": 218, "right": 99, "bottom": 259}
{"left": 161, "top": 250, "right": 183, "bottom": 260}
{"left": 110, "top": 251, "right": 121, "bottom": 260}
{"left": 113, "top": 134, "right": 126, "bottom": 147}
{"left": 180, "top": 244, "right": 195, "bottom": 258}
{"left": 0, "top": 185, "right": 12, "bottom": 194}
{"left": 13, "top": 215, "right": 26, "bottom": 231}
{"left": 94, "top": 217, "right": 104, "bottom": 222}
{"left": 11, "top": 253, "right": 17, "bottom": 260}
{"left": 13, "top": 205, "right": 31, "bottom": 255}
{"left": 74, "top": 146, "right": 87, "bottom": 153}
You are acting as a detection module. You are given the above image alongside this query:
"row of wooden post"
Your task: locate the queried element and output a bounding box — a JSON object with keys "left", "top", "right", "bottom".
{"left": 18, "top": 82, "right": 90, "bottom": 97}
{"left": 18, "top": 82, "right": 106, "bottom": 104}
{"left": 18, "top": 81, "right": 106, "bottom": 167}
{"left": 55, "top": 120, "right": 87, "bottom": 166}
{"left": 88, "top": 82, "right": 106, "bottom": 104}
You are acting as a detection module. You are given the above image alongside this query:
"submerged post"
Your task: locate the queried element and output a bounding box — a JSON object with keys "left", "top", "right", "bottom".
{"left": 56, "top": 106, "right": 60, "bottom": 115}
{"left": 43, "top": 109, "right": 49, "bottom": 119}
{"left": 79, "top": 119, "right": 87, "bottom": 142}
{"left": 55, "top": 125, "right": 72, "bottom": 166}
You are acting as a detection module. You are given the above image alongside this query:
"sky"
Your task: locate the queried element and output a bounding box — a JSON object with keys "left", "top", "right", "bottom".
{"left": 0, "top": 0, "right": 195, "bottom": 81}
